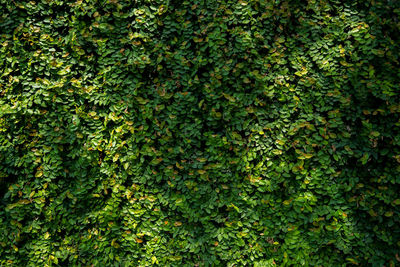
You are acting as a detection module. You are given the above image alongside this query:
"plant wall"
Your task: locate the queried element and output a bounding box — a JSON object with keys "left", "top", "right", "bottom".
{"left": 1, "top": 0, "right": 400, "bottom": 266}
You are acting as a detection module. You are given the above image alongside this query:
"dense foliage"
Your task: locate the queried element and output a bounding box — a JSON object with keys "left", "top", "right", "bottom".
{"left": 1, "top": 0, "right": 400, "bottom": 265}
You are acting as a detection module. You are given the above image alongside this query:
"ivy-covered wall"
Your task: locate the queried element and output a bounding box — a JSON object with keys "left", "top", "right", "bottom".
{"left": 1, "top": 0, "right": 400, "bottom": 266}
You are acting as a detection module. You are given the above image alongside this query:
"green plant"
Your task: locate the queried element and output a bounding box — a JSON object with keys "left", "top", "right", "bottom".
{"left": 1, "top": 0, "right": 400, "bottom": 266}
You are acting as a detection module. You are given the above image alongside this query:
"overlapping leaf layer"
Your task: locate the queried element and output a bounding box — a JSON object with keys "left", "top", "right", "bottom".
{"left": 1, "top": 0, "right": 400, "bottom": 265}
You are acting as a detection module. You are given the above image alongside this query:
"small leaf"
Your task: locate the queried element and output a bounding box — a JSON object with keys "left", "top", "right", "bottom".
{"left": 370, "top": 131, "right": 380, "bottom": 137}
{"left": 360, "top": 153, "right": 369, "bottom": 165}
{"left": 35, "top": 170, "right": 43, "bottom": 178}
{"left": 393, "top": 199, "right": 400, "bottom": 205}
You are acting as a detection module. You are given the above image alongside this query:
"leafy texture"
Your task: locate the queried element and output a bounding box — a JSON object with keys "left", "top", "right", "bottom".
{"left": 1, "top": 0, "right": 400, "bottom": 266}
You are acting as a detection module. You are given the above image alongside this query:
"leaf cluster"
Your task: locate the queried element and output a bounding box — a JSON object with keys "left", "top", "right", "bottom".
{"left": 1, "top": 0, "right": 400, "bottom": 266}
